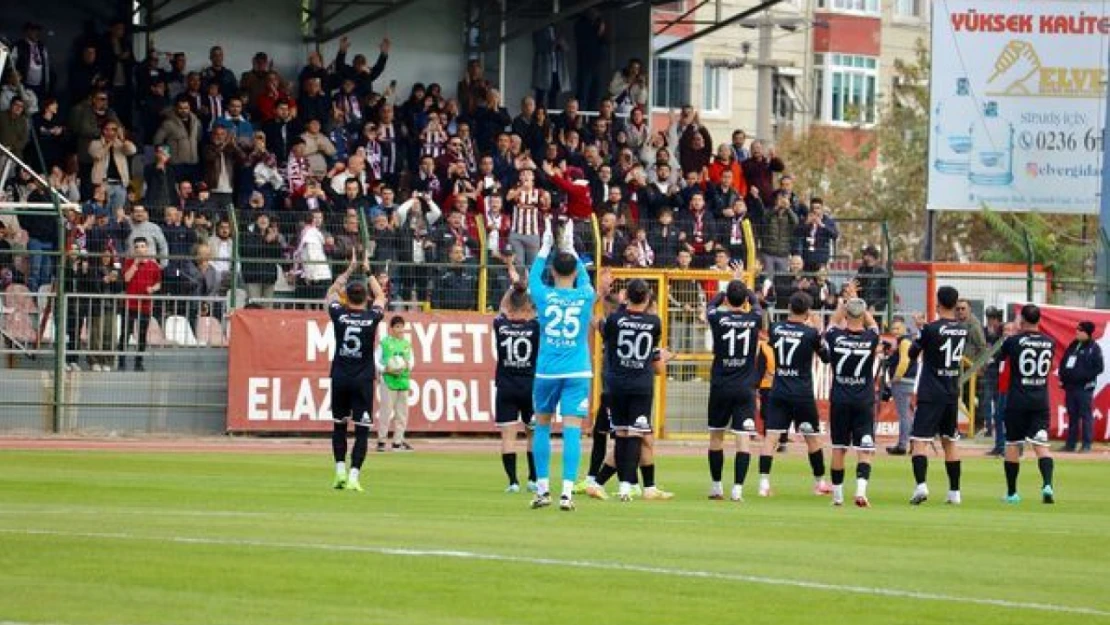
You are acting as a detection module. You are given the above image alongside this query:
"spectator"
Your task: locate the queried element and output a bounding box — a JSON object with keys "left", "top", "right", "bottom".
{"left": 397, "top": 203, "right": 436, "bottom": 302}
{"left": 543, "top": 161, "right": 592, "bottom": 222}
{"left": 474, "top": 89, "right": 511, "bottom": 156}
{"left": 241, "top": 213, "right": 284, "bottom": 305}
{"left": 705, "top": 143, "right": 747, "bottom": 197}
{"left": 203, "top": 125, "right": 245, "bottom": 207}
{"left": 1060, "top": 320, "right": 1104, "bottom": 453}
{"left": 160, "top": 205, "right": 195, "bottom": 297}
{"left": 240, "top": 53, "right": 275, "bottom": 113}
{"left": 608, "top": 58, "right": 647, "bottom": 116}
{"left": 706, "top": 169, "right": 741, "bottom": 219}
{"left": 290, "top": 210, "right": 331, "bottom": 300}
{"left": 457, "top": 59, "right": 490, "bottom": 117}
{"left": 246, "top": 132, "right": 283, "bottom": 209}
{"left": 201, "top": 46, "right": 237, "bottom": 101}
{"left": 11, "top": 22, "right": 54, "bottom": 100}
{"left": 88, "top": 119, "right": 136, "bottom": 212}
{"left": 505, "top": 168, "right": 550, "bottom": 265}
{"left": 982, "top": 307, "right": 1005, "bottom": 456}
{"left": 152, "top": 95, "right": 202, "bottom": 183}
{"left": 330, "top": 153, "right": 368, "bottom": 196}
{"left": 1, "top": 70, "right": 38, "bottom": 115}
{"left": 648, "top": 206, "right": 682, "bottom": 268}
{"left": 301, "top": 118, "right": 336, "bottom": 178}
{"left": 434, "top": 209, "right": 479, "bottom": 261}
{"left": 956, "top": 298, "right": 987, "bottom": 363}
{"left": 575, "top": 8, "right": 609, "bottom": 107}
{"left": 792, "top": 198, "right": 838, "bottom": 271}
{"left": 296, "top": 77, "right": 330, "bottom": 128}
{"left": 88, "top": 249, "right": 123, "bottom": 371}
{"left": 208, "top": 219, "right": 234, "bottom": 285}
{"left": 731, "top": 129, "right": 750, "bottom": 163}
{"left": 678, "top": 191, "right": 718, "bottom": 267}
{"left": 31, "top": 98, "right": 66, "bottom": 170}
{"left": 335, "top": 177, "right": 372, "bottom": 217}
{"left": 721, "top": 197, "right": 750, "bottom": 264}
{"left": 432, "top": 244, "right": 478, "bottom": 310}
{"left": 775, "top": 174, "right": 807, "bottom": 220}
{"left": 144, "top": 145, "right": 180, "bottom": 213}
{"left": 102, "top": 21, "right": 135, "bottom": 127}
{"left": 0, "top": 98, "right": 29, "bottom": 162}
{"left": 297, "top": 50, "right": 329, "bottom": 91}
{"left": 532, "top": 25, "right": 571, "bottom": 109}
{"left": 125, "top": 205, "right": 169, "bottom": 266}
{"left": 668, "top": 248, "right": 703, "bottom": 377}
{"left": 854, "top": 244, "right": 888, "bottom": 312}
{"left": 741, "top": 140, "right": 785, "bottom": 201}
{"left": 760, "top": 192, "right": 798, "bottom": 276}
{"left": 165, "top": 53, "right": 188, "bottom": 98}
{"left": 597, "top": 211, "right": 627, "bottom": 267}
{"left": 336, "top": 38, "right": 391, "bottom": 98}
{"left": 332, "top": 212, "right": 363, "bottom": 265}
{"left": 263, "top": 100, "right": 302, "bottom": 165}
{"left": 213, "top": 97, "right": 254, "bottom": 149}
{"left": 183, "top": 241, "right": 221, "bottom": 323}
{"left": 118, "top": 237, "right": 161, "bottom": 372}
{"left": 368, "top": 210, "right": 401, "bottom": 263}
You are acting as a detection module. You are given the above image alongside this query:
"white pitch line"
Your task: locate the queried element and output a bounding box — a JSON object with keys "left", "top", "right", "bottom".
{"left": 1, "top": 528, "right": 1108, "bottom": 618}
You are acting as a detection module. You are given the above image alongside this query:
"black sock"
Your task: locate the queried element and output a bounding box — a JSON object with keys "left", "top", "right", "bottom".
{"left": 808, "top": 450, "right": 826, "bottom": 478}
{"left": 830, "top": 468, "right": 845, "bottom": 486}
{"left": 641, "top": 464, "right": 656, "bottom": 488}
{"left": 502, "top": 452, "right": 518, "bottom": 485}
{"left": 733, "top": 452, "right": 751, "bottom": 486}
{"left": 615, "top": 437, "right": 642, "bottom": 485}
{"left": 708, "top": 449, "right": 724, "bottom": 482}
{"left": 588, "top": 433, "right": 608, "bottom": 478}
{"left": 1038, "top": 456, "right": 1054, "bottom": 487}
{"left": 332, "top": 422, "right": 348, "bottom": 463}
{"left": 351, "top": 425, "right": 369, "bottom": 470}
{"left": 1004, "top": 460, "right": 1019, "bottom": 496}
{"left": 912, "top": 454, "right": 928, "bottom": 485}
{"left": 597, "top": 463, "right": 616, "bottom": 486}
{"left": 857, "top": 463, "right": 872, "bottom": 481}
{"left": 526, "top": 452, "right": 537, "bottom": 482}
{"left": 945, "top": 460, "right": 961, "bottom": 491}
{"left": 759, "top": 454, "right": 773, "bottom": 475}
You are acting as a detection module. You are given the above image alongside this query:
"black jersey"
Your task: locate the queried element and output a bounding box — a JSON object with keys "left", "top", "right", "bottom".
{"left": 825, "top": 326, "right": 881, "bottom": 404}
{"left": 602, "top": 309, "right": 662, "bottom": 394}
{"left": 769, "top": 321, "right": 827, "bottom": 400}
{"left": 493, "top": 315, "right": 540, "bottom": 394}
{"left": 706, "top": 303, "right": 762, "bottom": 389}
{"left": 328, "top": 301, "right": 385, "bottom": 380}
{"left": 909, "top": 318, "right": 968, "bottom": 403}
{"left": 999, "top": 331, "right": 1055, "bottom": 408}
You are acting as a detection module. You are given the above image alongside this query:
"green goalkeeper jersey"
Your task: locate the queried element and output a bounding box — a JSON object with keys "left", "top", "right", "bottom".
{"left": 380, "top": 335, "right": 413, "bottom": 391}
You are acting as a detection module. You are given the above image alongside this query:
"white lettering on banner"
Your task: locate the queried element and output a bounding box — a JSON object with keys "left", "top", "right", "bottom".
{"left": 306, "top": 321, "right": 334, "bottom": 362}
{"left": 408, "top": 380, "right": 495, "bottom": 423}
{"left": 446, "top": 379, "right": 466, "bottom": 420}
{"left": 442, "top": 323, "right": 464, "bottom": 364}
{"left": 246, "top": 377, "right": 333, "bottom": 421}
{"left": 411, "top": 322, "right": 438, "bottom": 363}
{"left": 471, "top": 324, "right": 490, "bottom": 364}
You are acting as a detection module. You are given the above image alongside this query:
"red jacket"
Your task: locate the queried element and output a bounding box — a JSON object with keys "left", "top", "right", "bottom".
{"left": 705, "top": 158, "right": 748, "bottom": 196}
{"left": 124, "top": 258, "right": 162, "bottom": 313}
{"left": 547, "top": 173, "right": 593, "bottom": 221}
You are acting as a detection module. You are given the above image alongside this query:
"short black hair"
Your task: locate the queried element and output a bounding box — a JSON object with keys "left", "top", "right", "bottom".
{"left": 551, "top": 251, "right": 577, "bottom": 277}
{"left": 133, "top": 237, "right": 149, "bottom": 246}
{"left": 390, "top": 315, "right": 405, "bottom": 327}
{"left": 937, "top": 286, "right": 959, "bottom": 310}
{"left": 626, "top": 279, "right": 650, "bottom": 305}
{"left": 725, "top": 280, "right": 748, "bottom": 307}
{"left": 174, "top": 94, "right": 191, "bottom": 105}
{"left": 346, "top": 282, "right": 368, "bottom": 305}
{"left": 789, "top": 291, "right": 813, "bottom": 315}
{"left": 1020, "top": 304, "right": 1041, "bottom": 325}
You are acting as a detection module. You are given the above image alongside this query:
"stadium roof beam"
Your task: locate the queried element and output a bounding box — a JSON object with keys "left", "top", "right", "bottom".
{"left": 654, "top": 0, "right": 784, "bottom": 56}
{"left": 135, "top": 0, "right": 234, "bottom": 32}
{"left": 306, "top": 0, "right": 422, "bottom": 43}
{"left": 479, "top": 0, "right": 608, "bottom": 52}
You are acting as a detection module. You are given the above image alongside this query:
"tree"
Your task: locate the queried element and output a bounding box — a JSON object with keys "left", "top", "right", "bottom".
{"left": 978, "top": 208, "right": 1095, "bottom": 283}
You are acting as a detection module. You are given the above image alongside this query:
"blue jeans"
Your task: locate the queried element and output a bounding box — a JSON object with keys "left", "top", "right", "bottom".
{"left": 26, "top": 238, "right": 55, "bottom": 292}
{"left": 106, "top": 182, "right": 127, "bottom": 212}
{"left": 893, "top": 381, "right": 915, "bottom": 449}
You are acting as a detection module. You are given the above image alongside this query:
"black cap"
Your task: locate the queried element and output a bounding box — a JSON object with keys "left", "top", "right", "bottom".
{"left": 1078, "top": 320, "right": 1096, "bottom": 335}
{"left": 861, "top": 245, "right": 880, "bottom": 259}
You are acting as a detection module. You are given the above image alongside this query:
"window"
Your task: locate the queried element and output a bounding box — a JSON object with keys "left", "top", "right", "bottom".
{"left": 817, "top": 0, "right": 879, "bottom": 15}
{"left": 813, "top": 53, "right": 878, "bottom": 124}
{"left": 895, "top": 0, "right": 924, "bottom": 18}
{"left": 702, "top": 64, "right": 729, "bottom": 115}
{"left": 653, "top": 57, "right": 691, "bottom": 109}
{"left": 773, "top": 73, "right": 807, "bottom": 122}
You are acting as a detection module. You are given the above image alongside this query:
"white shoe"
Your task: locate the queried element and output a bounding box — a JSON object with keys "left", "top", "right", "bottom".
{"left": 910, "top": 485, "right": 929, "bottom": 505}
{"left": 505, "top": 483, "right": 520, "bottom": 494}
{"left": 831, "top": 495, "right": 844, "bottom": 507}
{"left": 946, "top": 491, "right": 962, "bottom": 505}
{"left": 730, "top": 485, "right": 744, "bottom": 502}
{"left": 758, "top": 481, "right": 772, "bottom": 498}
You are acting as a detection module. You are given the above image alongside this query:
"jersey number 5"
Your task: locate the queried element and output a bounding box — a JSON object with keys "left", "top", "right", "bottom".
{"left": 544, "top": 305, "right": 583, "bottom": 340}
{"left": 342, "top": 326, "right": 362, "bottom": 357}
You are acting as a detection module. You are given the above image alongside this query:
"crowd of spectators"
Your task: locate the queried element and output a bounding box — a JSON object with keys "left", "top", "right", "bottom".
{"left": 0, "top": 17, "right": 891, "bottom": 356}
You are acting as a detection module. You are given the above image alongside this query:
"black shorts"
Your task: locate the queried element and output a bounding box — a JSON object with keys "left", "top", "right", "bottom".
{"left": 830, "top": 401, "right": 875, "bottom": 449}
{"left": 609, "top": 391, "right": 653, "bottom": 434}
{"left": 332, "top": 377, "right": 374, "bottom": 426}
{"left": 707, "top": 386, "right": 756, "bottom": 434}
{"left": 495, "top": 387, "right": 534, "bottom": 428}
{"left": 1004, "top": 404, "right": 1050, "bottom": 445}
{"left": 594, "top": 392, "right": 612, "bottom": 436}
{"left": 764, "top": 396, "right": 820, "bottom": 435}
{"left": 911, "top": 401, "right": 959, "bottom": 441}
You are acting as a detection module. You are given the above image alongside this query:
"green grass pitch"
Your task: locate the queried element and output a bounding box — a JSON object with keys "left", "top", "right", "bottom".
{"left": 0, "top": 446, "right": 1107, "bottom": 625}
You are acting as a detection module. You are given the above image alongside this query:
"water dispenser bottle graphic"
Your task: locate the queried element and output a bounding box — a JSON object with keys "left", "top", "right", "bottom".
{"left": 932, "top": 77, "right": 974, "bottom": 174}
{"left": 968, "top": 101, "right": 1014, "bottom": 186}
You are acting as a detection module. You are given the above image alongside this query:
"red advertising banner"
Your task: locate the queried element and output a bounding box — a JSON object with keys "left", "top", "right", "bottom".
{"left": 1031, "top": 305, "right": 1110, "bottom": 441}
{"left": 227, "top": 309, "right": 499, "bottom": 432}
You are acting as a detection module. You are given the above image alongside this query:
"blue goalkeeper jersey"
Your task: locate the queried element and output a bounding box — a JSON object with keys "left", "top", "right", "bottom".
{"left": 530, "top": 251, "right": 595, "bottom": 379}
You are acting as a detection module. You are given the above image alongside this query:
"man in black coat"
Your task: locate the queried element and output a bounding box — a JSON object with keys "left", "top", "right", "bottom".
{"left": 1059, "top": 320, "right": 1105, "bottom": 452}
